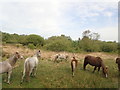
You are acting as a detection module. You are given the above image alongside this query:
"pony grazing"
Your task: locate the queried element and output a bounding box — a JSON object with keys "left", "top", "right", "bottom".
{"left": 21, "top": 50, "right": 41, "bottom": 84}
{"left": 116, "top": 58, "right": 120, "bottom": 74}
{"left": 54, "top": 54, "right": 69, "bottom": 63}
{"left": 0, "top": 52, "right": 23, "bottom": 84}
{"left": 71, "top": 57, "right": 78, "bottom": 77}
{"left": 83, "top": 55, "right": 108, "bottom": 78}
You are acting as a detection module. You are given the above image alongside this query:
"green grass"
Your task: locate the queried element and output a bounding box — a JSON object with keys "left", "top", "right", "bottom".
{"left": 2, "top": 58, "right": 119, "bottom": 88}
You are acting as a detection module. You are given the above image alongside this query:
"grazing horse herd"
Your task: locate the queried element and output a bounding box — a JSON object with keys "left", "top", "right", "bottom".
{"left": 0, "top": 50, "right": 120, "bottom": 84}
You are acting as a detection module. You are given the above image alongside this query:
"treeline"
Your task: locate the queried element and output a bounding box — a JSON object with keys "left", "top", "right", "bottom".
{"left": 1, "top": 30, "right": 118, "bottom": 53}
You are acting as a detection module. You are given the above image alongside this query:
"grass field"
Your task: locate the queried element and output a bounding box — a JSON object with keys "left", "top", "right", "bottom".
{"left": 1, "top": 44, "right": 120, "bottom": 88}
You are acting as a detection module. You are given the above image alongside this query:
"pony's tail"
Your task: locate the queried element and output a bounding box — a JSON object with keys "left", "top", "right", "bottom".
{"left": 25, "top": 61, "right": 30, "bottom": 75}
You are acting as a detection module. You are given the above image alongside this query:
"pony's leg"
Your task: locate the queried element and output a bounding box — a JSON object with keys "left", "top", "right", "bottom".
{"left": 27, "top": 68, "right": 33, "bottom": 81}
{"left": 29, "top": 68, "right": 33, "bottom": 76}
{"left": 33, "top": 67, "right": 37, "bottom": 77}
{"left": 72, "top": 72, "right": 74, "bottom": 77}
{"left": 83, "top": 63, "right": 88, "bottom": 70}
{"left": 26, "top": 71, "right": 30, "bottom": 82}
{"left": 118, "top": 65, "right": 120, "bottom": 75}
{"left": 93, "top": 66, "right": 97, "bottom": 73}
{"left": 3, "top": 72, "right": 8, "bottom": 82}
{"left": 30, "top": 68, "right": 35, "bottom": 77}
{"left": 54, "top": 59, "right": 56, "bottom": 63}
{"left": 7, "top": 70, "right": 12, "bottom": 84}
{"left": 98, "top": 67, "right": 100, "bottom": 72}
{"left": 71, "top": 65, "right": 74, "bottom": 77}
{"left": 21, "top": 70, "right": 25, "bottom": 84}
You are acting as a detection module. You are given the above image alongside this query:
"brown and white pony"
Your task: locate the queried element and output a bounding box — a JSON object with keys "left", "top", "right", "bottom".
{"left": 83, "top": 55, "right": 108, "bottom": 78}
{"left": 54, "top": 54, "right": 69, "bottom": 63}
{"left": 0, "top": 52, "right": 23, "bottom": 84}
{"left": 71, "top": 57, "right": 78, "bottom": 77}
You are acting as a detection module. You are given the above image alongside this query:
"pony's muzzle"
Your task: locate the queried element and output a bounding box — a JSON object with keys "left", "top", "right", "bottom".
{"left": 20, "top": 56, "right": 24, "bottom": 59}
{"left": 105, "top": 74, "right": 108, "bottom": 78}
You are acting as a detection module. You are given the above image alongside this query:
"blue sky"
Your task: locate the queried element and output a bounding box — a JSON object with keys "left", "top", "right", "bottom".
{"left": 0, "top": 0, "right": 118, "bottom": 41}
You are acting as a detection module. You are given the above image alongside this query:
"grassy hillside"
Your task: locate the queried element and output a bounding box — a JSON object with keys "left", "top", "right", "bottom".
{"left": 1, "top": 44, "right": 119, "bottom": 88}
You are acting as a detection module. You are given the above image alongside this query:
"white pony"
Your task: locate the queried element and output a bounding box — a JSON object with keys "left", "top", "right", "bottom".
{"left": 21, "top": 50, "right": 41, "bottom": 83}
{"left": 0, "top": 52, "right": 23, "bottom": 84}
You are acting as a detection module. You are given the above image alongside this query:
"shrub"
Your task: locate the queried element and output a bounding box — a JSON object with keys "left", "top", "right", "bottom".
{"left": 26, "top": 34, "right": 44, "bottom": 46}
{"left": 101, "top": 42, "right": 118, "bottom": 52}
{"left": 28, "top": 43, "right": 35, "bottom": 49}
{"left": 44, "top": 36, "right": 72, "bottom": 52}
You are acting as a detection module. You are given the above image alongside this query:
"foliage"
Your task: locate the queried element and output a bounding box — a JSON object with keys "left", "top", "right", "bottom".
{"left": 26, "top": 34, "right": 44, "bottom": 46}
{"left": 100, "top": 42, "right": 118, "bottom": 52}
{"left": 2, "top": 31, "right": 118, "bottom": 53}
{"left": 44, "top": 35, "right": 73, "bottom": 52}
{"left": 28, "top": 43, "right": 35, "bottom": 49}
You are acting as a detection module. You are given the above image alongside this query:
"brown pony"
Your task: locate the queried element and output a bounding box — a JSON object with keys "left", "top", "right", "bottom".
{"left": 71, "top": 57, "right": 78, "bottom": 77}
{"left": 83, "top": 55, "right": 108, "bottom": 78}
{"left": 116, "top": 58, "right": 120, "bottom": 74}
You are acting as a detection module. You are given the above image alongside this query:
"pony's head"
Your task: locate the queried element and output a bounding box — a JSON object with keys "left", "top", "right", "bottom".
{"left": 103, "top": 66, "right": 108, "bottom": 78}
{"left": 36, "top": 50, "right": 41, "bottom": 57}
{"left": 15, "top": 52, "right": 24, "bottom": 59}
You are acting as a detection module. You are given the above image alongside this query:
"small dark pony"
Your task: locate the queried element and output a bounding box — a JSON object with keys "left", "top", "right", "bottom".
{"left": 116, "top": 58, "right": 120, "bottom": 75}
{"left": 71, "top": 57, "right": 78, "bottom": 77}
{"left": 83, "top": 55, "right": 108, "bottom": 78}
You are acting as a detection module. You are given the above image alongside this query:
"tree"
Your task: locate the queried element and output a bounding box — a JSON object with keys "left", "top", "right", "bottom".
{"left": 90, "top": 33, "right": 100, "bottom": 40}
{"left": 82, "top": 30, "right": 100, "bottom": 40}
{"left": 82, "top": 30, "right": 91, "bottom": 38}
{"left": 26, "top": 34, "right": 44, "bottom": 46}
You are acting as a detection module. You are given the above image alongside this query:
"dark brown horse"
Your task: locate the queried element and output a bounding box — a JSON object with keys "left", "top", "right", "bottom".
{"left": 116, "top": 58, "right": 120, "bottom": 74}
{"left": 83, "top": 55, "right": 108, "bottom": 78}
{"left": 71, "top": 57, "right": 78, "bottom": 77}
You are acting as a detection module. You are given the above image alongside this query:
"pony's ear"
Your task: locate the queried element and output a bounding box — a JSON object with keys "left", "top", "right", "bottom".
{"left": 73, "top": 57, "right": 75, "bottom": 59}
{"left": 106, "top": 66, "right": 108, "bottom": 69}
{"left": 16, "top": 52, "right": 19, "bottom": 54}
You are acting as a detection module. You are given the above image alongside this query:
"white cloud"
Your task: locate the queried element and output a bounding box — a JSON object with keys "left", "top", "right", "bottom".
{"left": 0, "top": 1, "right": 118, "bottom": 41}
{"left": 97, "top": 26, "right": 118, "bottom": 42}
{"left": 104, "top": 11, "right": 113, "bottom": 17}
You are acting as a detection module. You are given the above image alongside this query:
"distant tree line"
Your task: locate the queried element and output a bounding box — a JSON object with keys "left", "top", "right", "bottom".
{"left": 1, "top": 30, "right": 118, "bottom": 53}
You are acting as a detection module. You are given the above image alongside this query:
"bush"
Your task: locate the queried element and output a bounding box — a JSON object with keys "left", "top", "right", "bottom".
{"left": 101, "top": 42, "right": 118, "bottom": 52}
{"left": 28, "top": 44, "right": 35, "bottom": 49}
{"left": 79, "top": 37, "right": 97, "bottom": 52}
{"left": 44, "top": 36, "right": 73, "bottom": 52}
{"left": 15, "top": 44, "right": 23, "bottom": 48}
{"left": 26, "top": 34, "right": 44, "bottom": 46}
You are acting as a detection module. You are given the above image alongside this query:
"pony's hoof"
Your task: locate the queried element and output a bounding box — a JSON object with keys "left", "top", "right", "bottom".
{"left": 20, "top": 81, "right": 23, "bottom": 84}
{"left": 7, "top": 82, "right": 10, "bottom": 84}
